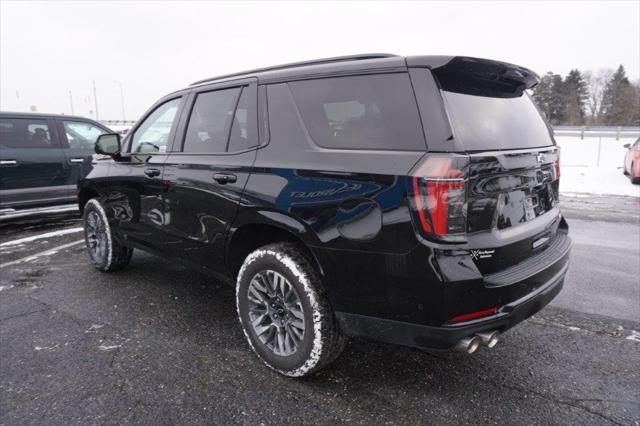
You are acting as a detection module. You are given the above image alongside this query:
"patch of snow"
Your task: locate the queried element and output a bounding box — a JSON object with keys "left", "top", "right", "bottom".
{"left": 560, "top": 166, "right": 640, "bottom": 198}
{"left": 98, "top": 344, "right": 121, "bottom": 351}
{"left": 0, "top": 227, "right": 82, "bottom": 247}
{"left": 555, "top": 136, "right": 639, "bottom": 197}
{"left": 0, "top": 285, "right": 15, "bottom": 292}
{"left": 85, "top": 324, "right": 104, "bottom": 333}
{"left": 35, "top": 345, "right": 58, "bottom": 351}
{"left": 0, "top": 240, "right": 84, "bottom": 269}
{"left": 625, "top": 330, "right": 640, "bottom": 342}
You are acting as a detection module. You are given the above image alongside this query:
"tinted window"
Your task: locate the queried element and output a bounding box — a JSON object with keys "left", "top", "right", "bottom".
{"left": 288, "top": 74, "right": 426, "bottom": 151}
{"left": 442, "top": 91, "right": 554, "bottom": 151}
{"left": 63, "top": 121, "right": 108, "bottom": 149}
{"left": 183, "top": 88, "right": 240, "bottom": 153}
{"left": 131, "top": 98, "right": 181, "bottom": 153}
{"left": 228, "top": 87, "right": 258, "bottom": 152}
{"left": 0, "top": 118, "right": 55, "bottom": 149}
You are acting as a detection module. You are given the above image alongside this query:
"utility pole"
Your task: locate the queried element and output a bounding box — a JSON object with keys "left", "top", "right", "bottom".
{"left": 92, "top": 80, "right": 99, "bottom": 120}
{"left": 114, "top": 80, "right": 126, "bottom": 122}
{"left": 69, "top": 90, "right": 75, "bottom": 115}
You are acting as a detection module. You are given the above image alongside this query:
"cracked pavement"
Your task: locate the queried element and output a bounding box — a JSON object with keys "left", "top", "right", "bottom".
{"left": 0, "top": 195, "right": 639, "bottom": 425}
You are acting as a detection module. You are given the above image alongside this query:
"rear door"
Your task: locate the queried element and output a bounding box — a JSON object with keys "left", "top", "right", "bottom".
{"left": 56, "top": 118, "right": 111, "bottom": 197}
{"left": 162, "top": 79, "right": 258, "bottom": 273}
{"left": 0, "top": 115, "right": 69, "bottom": 209}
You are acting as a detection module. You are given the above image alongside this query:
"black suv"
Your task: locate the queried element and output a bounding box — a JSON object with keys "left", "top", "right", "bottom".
{"left": 0, "top": 112, "right": 110, "bottom": 212}
{"left": 79, "top": 54, "right": 571, "bottom": 377}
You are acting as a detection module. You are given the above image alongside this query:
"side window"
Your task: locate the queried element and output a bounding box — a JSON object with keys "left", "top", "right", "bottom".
{"left": 131, "top": 98, "right": 181, "bottom": 153}
{"left": 288, "top": 74, "right": 426, "bottom": 151}
{"left": 183, "top": 88, "right": 241, "bottom": 153}
{"left": 228, "top": 86, "right": 258, "bottom": 152}
{"left": 63, "top": 121, "right": 108, "bottom": 149}
{"left": 0, "top": 118, "right": 55, "bottom": 149}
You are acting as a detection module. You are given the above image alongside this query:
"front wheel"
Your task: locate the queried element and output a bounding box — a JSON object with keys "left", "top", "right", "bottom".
{"left": 83, "top": 198, "right": 133, "bottom": 272}
{"left": 236, "top": 243, "right": 345, "bottom": 377}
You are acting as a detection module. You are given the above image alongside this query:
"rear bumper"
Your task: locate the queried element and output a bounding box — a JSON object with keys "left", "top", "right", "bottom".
{"left": 336, "top": 259, "right": 567, "bottom": 350}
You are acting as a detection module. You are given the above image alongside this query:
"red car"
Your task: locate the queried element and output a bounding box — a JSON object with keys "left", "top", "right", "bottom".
{"left": 623, "top": 138, "right": 640, "bottom": 184}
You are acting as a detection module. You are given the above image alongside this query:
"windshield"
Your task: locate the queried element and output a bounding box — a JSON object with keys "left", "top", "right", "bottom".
{"left": 442, "top": 91, "right": 554, "bottom": 151}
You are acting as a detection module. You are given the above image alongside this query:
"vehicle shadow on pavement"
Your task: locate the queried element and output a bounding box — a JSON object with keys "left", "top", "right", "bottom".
{"left": 102, "top": 252, "right": 639, "bottom": 423}
{"left": 2, "top": 248, "right": 637, "bottom": 424}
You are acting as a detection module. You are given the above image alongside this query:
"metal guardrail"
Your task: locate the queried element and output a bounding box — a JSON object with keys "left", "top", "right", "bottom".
{"left": 552, "top": 126, "right": 640, "bottom": 139}
{"left": 99, "top": 120, "right": 137, "bottom": 126}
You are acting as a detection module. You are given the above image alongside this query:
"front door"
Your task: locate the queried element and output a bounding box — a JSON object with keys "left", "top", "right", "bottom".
{"left": 107, "top": 97, "right": 184, "bottom": 251}
{"left": 163, "top": 81, "right": 258, "bottom": 273}
{"left": 0, "top": 116, "right": 69, "bottom": 209}
{"left": 56, "top": 118, "right": 111, "bottom": 197}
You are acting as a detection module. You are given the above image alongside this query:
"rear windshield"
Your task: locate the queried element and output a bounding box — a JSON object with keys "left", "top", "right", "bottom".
{"left": 442, "top": 91, "right": 554, "bottom": 151}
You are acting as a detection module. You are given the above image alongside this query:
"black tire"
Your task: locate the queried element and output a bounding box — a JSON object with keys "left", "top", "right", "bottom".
{"left": 236, "top": 242, "right": 346, "bottom": 377}
{"left": 631, "top": 163, "right": 640, "bottom": 184}
{"left": 83, "top": 198, "right": 133, "bottom": 272}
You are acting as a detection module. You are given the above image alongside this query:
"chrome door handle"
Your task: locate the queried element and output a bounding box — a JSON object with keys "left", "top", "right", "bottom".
{"left": 0, "top": 160, "right": 17, "bottom": 166}
{"left": 69, "top": 158, "right": 85, "bottom": 164}
{"left": 213, "top": 173, "right": 237, "bottom": 184}
{"left": 144, "top": 168, "right": 161, "bottom": 178}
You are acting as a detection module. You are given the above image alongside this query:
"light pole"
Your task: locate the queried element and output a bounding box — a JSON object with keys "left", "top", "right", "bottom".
{"left": 114, "top": 80, "right": 126, "bottom": 122}
{"left": 69, "top": 90, "right": 74, "bottom": 115}
{"left": 93, "top": 80, "right": 99, "bottom": 120}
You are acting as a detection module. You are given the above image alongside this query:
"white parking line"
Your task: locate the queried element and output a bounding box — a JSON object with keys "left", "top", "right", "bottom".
{"left": 0, "top": 240, "right": 84, "bottom": 269}
{"left": 0, "top": 227, "right": 83, "bottom": 248}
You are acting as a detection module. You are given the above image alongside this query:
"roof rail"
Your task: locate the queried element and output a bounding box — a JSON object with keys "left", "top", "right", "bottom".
{"left": 190, "top": 53, "right": 399, "bottom": 86}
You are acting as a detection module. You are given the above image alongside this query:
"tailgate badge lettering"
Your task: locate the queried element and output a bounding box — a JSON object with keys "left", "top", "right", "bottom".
{"left": 471, "top": 249, "right": 495, "bottom": 260}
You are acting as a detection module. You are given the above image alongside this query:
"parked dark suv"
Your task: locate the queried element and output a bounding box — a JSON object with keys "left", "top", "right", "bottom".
{"left": 0, "top": 112, "right": 110, "bottom": 212}
{"left": 79, "top": 54, "right": 571, "bottom": 377}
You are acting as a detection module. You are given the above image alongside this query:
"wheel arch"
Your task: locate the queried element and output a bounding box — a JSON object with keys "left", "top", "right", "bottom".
{"left": 78, "top": 187, "right": 99, "bottom": 214}
{"left": 226, "top": 210, "right": 324, "bottom": 279}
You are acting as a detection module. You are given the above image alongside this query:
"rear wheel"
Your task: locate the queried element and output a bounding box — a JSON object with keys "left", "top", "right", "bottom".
{"left": 236, "top": 242, "right": 345, "bottom": 377}
{"left": 632, "top": 162, "right": 640, "bottom": 184}
{"left": 83, "top": 198, "right": 133, "bottom": 272}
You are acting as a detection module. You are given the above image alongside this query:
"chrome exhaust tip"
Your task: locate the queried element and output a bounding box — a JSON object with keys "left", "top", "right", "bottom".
{"left": 476, "top": 331, "right": 500, "bottom": 348}
{"left": 454, "top": 336, "right": 480, "bottom": 354}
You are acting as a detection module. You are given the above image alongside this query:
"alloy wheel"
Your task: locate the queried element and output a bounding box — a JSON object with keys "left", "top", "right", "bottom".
{"left": 246, "top": 270, "right": 306, "bottom": 356}
{"left": 86, "top": 210, "right": 107, "bottom": 262}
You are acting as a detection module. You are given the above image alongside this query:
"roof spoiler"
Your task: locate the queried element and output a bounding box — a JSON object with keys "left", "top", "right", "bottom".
{"left": 431, "top": 56, "right": 539, "bottom": 98}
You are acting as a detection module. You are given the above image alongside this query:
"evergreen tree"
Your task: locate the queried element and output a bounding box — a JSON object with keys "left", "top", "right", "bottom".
{"left": 600, "top": 65, "right": 635, "bottom": 125}
{"left": 562, "top": 69, "right": 589, "bottom": 125}
{"left": 532, "top": 72, "right": 566, "bottom": 125}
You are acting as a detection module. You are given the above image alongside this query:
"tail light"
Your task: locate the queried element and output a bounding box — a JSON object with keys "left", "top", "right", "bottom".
{"left": 554, "top": 147, "right": 561, "bottom": 179}
{"left": 408, "top": 154, "right": 469, "bottom": 243}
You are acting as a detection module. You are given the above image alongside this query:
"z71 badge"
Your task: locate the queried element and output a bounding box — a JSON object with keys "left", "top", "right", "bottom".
{"left": 471, "top": 249, "right": 495, "bottom": 260}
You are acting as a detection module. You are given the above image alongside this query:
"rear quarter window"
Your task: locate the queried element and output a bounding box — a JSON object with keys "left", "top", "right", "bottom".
{"left": 288, "top": 74, "right": 426, "bottom": 151}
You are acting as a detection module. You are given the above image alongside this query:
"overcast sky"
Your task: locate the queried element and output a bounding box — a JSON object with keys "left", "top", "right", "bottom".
{"left": 1, "top": 0, "right": 638, "bottom": 121}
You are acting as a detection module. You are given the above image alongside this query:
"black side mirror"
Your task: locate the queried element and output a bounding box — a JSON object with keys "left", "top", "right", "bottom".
{"left": 95, "top": 133, "right": 121, "bottom": 156}
{"left": 624, "top": 143, "right": 631, "bottom": 149}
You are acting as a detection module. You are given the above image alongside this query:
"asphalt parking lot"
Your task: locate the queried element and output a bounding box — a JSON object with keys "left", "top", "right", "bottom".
{"left": 1, "top": 195, "right": 639, "bottom": 425}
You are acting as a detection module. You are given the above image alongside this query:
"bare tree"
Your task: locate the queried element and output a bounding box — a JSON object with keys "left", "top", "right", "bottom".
{"left": 584, "top": 69, "right": 612, "bottom": 125}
